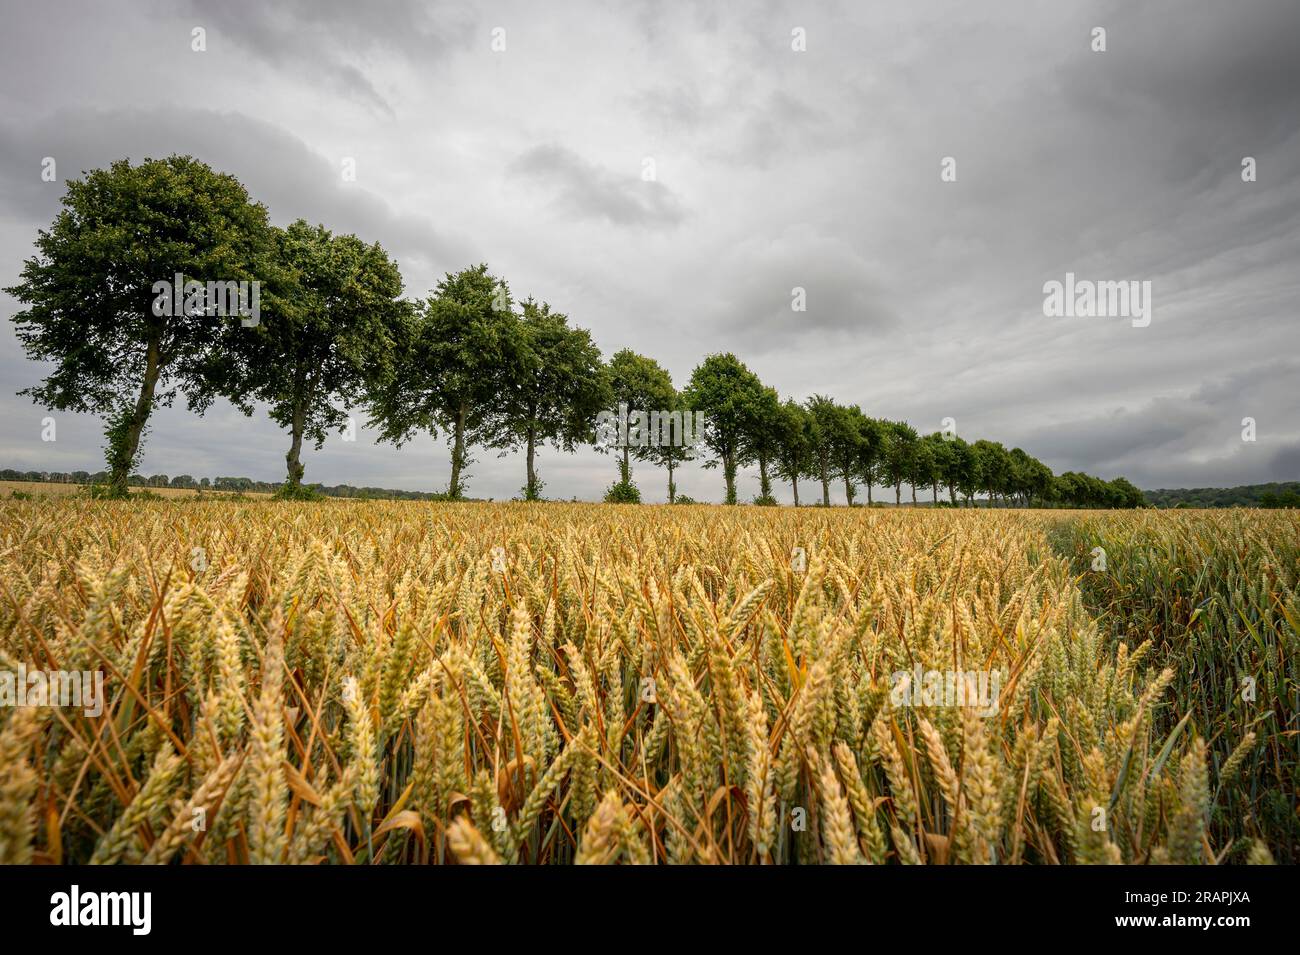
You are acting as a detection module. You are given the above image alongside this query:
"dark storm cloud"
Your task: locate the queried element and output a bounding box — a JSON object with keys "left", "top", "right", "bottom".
{"left": 1066, "top": 0, "right": 1300, "bottom": 141}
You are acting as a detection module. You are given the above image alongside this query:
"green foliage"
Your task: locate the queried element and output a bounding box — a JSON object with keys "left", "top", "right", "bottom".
{"left": 684, "top": 353, "right": 767, "bottom": 505}
{"left": 485, "top": 299, "right": 609, "bottom": 501}
{"left": 804, "top": 395, "right": 839, "bottom": 505}
{"left": 741, "top": 385, "right": 783, "bottom": 502}
{"left": 1054, "top": 471, "right": 1145, "bottom": 508}
{"left": 879, "top": 420, "right": 918, "bottom": 504}
{"left": 606, "top": 351, "right": 676, "bottom": 456}
{"left": 5, "top": 155, "right": 274, "bottom": 495}
{"left": 274, "top": 482, "right": 327, "bottom": 502}
{"left": 87, "top": 483, "right": 128, "bottom": 501}
{"left": 772, "top": 398, "right": 814, "bottom": 505}
{"left": 605, "top": 350, "right": 687, "bottom": 502}
{"left": 1146, "top": 481, "right": 1300, "bottom": 509}
{"left": 3, "top": 154, "right": 1152, "bottom": 509}
{"left": 367, "top": 264, "right": 517, "bottom": 499}
{"left": 223, "top": 220, "right": 407, "bottom": 488}
{"left": 854, "top": 416, "right": 891, "bottom": 502}
{"left": 603, "top": 479, "right": 641, "bottom": 503}
{"left": 828, "top": 403, "right": 867, "bottom": 505}
{"left": 647, "top": 398, "right": 699, "bottom": 504}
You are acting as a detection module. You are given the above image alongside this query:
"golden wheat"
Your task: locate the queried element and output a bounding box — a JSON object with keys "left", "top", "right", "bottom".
{"left": 0, "top": 499, "right": 1292, "bottom": 864}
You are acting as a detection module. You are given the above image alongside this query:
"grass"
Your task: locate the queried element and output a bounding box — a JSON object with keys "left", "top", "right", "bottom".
{"left": 0, "top": 499, "right": 1291, "bottom": 864}
{"left": 1048, "top": 509, "right": 1299, "bottom": 860}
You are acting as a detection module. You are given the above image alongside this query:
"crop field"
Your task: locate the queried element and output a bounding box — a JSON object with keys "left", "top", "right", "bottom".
{"left": 0, "top": 500, "right": 1294, "bottom": 865}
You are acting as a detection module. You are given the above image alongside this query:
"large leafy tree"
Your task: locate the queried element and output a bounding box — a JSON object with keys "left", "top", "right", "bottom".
{"left": 829, "top": 404, "right": 867, "bottom": 506}
{"left": 485, "top": 299, "right": 608, "bottom": 500}
{"left": 1109, "top": 476, "right": 1144, "bottom": 508}
{"left": 744, "top": 385, "right": 784, "bottom": 505}
{"left": 805, "top": 395, "right": 839, "bottom": 506}
{"left": 6, "top": 155, "right": 273, "bottom": 496}
{"left": 1054, "top": 471, "right": 1089, "bottom": 507}
{"left": 972, "top": 439, "right": 1010, "bottom": 506}
{"left": 855, "top": 416, "right": 891, "bottom": 505}
{"left": 367, "top": 264, "right": 517, "bottom": 498}
{"left": 604, "top": 349, "right": 676, "bottom": 496}
{"left": 906, "top": 432, "right": 940, "bottom": 505}
{"left": 684, "top": 353, "right": 765, "bottom": 504}
{"left": 882, "top": 420, "right": 919, "bottom": 505}
{"left": 224, "top": 220, "right": 406, "bottom": 492}
{"left": 643, "top": 387, "right": 698, "bottom": 503}
{"left": 1009, "top": 448, "right": 1054, "bottom": 506}
{"left": 939, "top": 435, "right": 975, "bottom": 505}
{"left": 914, "top": 433, "right": 949, "bottom": 505}
{"left": 773, "top": 398, "right": 814, "bottom": 506}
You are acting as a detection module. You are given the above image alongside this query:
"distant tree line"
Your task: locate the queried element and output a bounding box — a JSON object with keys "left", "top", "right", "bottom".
{"left": 0, "top": 469, "right": 450, "bottom": 500}
{"left": 8, "top": 155, "right": 1144, "bottom": 507}
{"left": 1144, "top": 482, "right": 1300, "bottom": 509}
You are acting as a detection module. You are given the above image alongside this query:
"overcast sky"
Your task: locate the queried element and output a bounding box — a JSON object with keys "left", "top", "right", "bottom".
{"left": 1, "top": 0, "right": 1297, "bottom": 501}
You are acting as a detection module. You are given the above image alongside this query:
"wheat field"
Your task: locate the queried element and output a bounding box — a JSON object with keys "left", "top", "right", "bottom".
{"left": 0, "top": 499, "right": 1294, "bottom": 864}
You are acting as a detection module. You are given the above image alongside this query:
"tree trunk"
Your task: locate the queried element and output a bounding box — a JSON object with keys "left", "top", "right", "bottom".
{"left": 108, "top": 337, "right": 162, "bottom": 497}
{"left": 525, "top": 426, "right": 538, "bottom": 499}
{"left": 949, "top": 484, "right": 957, "bottom": 505}
{"left": 820, "top": 466, "right": 830, "bottom": 507}
{"left": 621, "top": 444, "right": 631, "bottom": 484}
{"left": 758, "top": 452, "right": 771, "bottom": 499}
{"left": 791, "top": 475, "right": 799, "bottom": 507}
{"left": 911, "top": 482, "right": 917, "bottom": 505}
{"left": 448, "top": 402, "right": 468, "bottom": 498}
{"left": 723, "top": 453, "right": 737, "bottom": 505}
{"left": 843, "top": 471, "right": 854, "bottom": 506}
{"left": 285, "top": 401, "right": 306, "bottom": 487}
{"left": 667, "top": 458, "right": 676, "bottom": 503}
{"left": 867, "top": 481, "right": 873, "bottom": 505}
{"left": 895, "top": 482, "right": 902, "bottom": 506}
{"left": 932, "top": 484, "right": 938, "bottom": 505}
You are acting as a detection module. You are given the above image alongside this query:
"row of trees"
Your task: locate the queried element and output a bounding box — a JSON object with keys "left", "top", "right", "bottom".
{"left": 611, "top": 356, "right": 1144, "bottom": 508}
{"left": 7, "top": 155, "right": 1143, "bottom": 507}
{"left": 0, "top": 470, "right": 208, "bottom": 488}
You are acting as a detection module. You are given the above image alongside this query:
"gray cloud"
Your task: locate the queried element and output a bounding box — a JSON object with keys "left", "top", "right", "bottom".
{"left": 179, "top": 0, "right": 477, "bottom": 115}
{"left": 508, "top": 144, "right": 685, "bottom": 228}
{"left": 1, "top": 0, "right": 1298, "bottom": 501}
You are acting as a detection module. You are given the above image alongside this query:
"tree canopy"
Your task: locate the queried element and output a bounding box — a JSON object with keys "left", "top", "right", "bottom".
{"left": 225, "top": 219, "right": 406, "bottom": 492}
{"left": 6, "top": 155, "right": 273, "bottom": 495}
